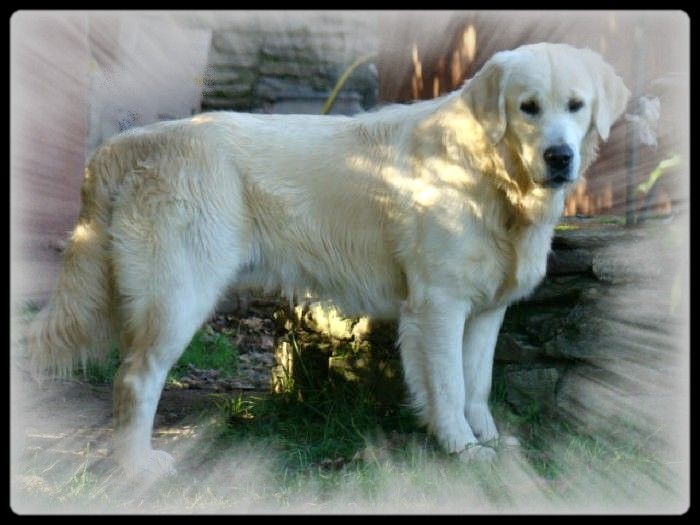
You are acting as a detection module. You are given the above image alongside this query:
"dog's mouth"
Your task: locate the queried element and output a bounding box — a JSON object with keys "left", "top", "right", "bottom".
{"left": 542, "top": 168, "right": 576, "bottom": 189}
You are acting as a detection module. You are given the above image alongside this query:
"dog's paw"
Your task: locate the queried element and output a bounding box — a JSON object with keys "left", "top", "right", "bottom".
{"left": 457, "top": 444, "right": 498, "bottom": 463}
{"left": 465, "top": 404, "right": 499, "bottom": 444}
{"left": 120, "top": 449, "right": 177, "bottom": 482}
{"left": 499, "top": 435, "right": 521, "bottom": 448}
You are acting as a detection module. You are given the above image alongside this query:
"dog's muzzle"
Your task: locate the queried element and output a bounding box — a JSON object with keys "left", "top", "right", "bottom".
{"left": 543, "top": 144, "right": 575, "bottom": 188}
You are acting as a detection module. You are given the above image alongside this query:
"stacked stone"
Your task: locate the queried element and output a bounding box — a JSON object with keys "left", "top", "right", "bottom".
{"left": 201, "top": 15, "right": 378, "bottom": 115}
{"left": 496, "top": 217, "right": 679, "bottom": 422}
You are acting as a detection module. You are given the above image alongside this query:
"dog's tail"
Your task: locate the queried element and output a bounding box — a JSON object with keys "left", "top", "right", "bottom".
{"left": 26, "top": 150, "right": 118, "bottom": 377}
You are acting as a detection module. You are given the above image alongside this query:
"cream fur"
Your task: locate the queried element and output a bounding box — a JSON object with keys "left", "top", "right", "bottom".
{"left": 27, "top": 43, "right": 629, "bottom": 476}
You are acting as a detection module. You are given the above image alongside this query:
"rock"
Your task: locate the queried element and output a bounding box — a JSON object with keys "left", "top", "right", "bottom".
{"left": 259, "top": 34, "right": 346, "bottom": 63}
{"left": 215, "top": 290, "right": 252, "bottom": 315}
{"left": 270, "top": 97, "right": 363, "bottom": 116}
{"left": 494, "top": 333, "right": 543, "bottom": 362}
{"left": 591, "top": 241, "right": 663, "bottom": 284}
{"left": 204, "top": 66, "right": 257, "bottom": 86}
{"left": 201, "top": 95, "right": 255, "bottom": 111}
{"left": 271, "top": 341, "right": 293, "bottom": 394}
{"left": 270, "top": 303, "right": 403, "bottom": 400}
{"left": 504, "top": 366, "right": 560, "bottom": 414}
{"left": 207, "top": 46, "right": 259, "bottom": 69}
{"left": 258, "top": 60, "right": 331, "bottom": 79}
{"left": 526, "top": 274, "right": 592, "bottom": 304}
{"left": 211, "top": 32, "right": 261, "bottom": 57}
{"left": 552, "top": 224, "right": 644, "bottom": 250}
{"left": 546, "top": 248, "right": 593, "bottom": 275}
{"left": 255, "top": 76, "right": 326, "bottom": 102}
{"left": 298, "top": 303, "right": 358, "bottom": 341}
{"left": 501, "top": 302, "right": 571, "bottom": 342}
{"left": 555, "top": 363, "right": 682, "bottom": 437}
{"left": 351, "top": 317, "right": 371, "bottom": 341}
{"left": 203, "top": 84, "right": 252, "bottom": 98}
{"left": 260, "top": 334, "right": 275, "bottom": 350}
{"left": 540, "top": 304, "right": 617, "bottom": 360}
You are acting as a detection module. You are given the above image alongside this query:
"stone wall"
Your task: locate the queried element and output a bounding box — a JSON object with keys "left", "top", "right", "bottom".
{"left": 269, "top": 217, "right": 684, "bottom": 429}
{"left": 201, "top": 14, "right": 379, "bottom": 115}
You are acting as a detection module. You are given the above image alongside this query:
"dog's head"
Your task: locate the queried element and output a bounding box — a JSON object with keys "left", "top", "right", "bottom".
{"left": 462, "top": 43, "right": 630, "bottom": 190}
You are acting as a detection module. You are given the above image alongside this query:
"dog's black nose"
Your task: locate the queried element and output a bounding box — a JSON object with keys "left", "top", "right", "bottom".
{"left": 543, "top": 145, "right": 573, "bottom": 170}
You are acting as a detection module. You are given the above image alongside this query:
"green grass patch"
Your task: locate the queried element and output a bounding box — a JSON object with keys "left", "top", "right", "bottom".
{"left": 555, "top": 215, "right": 625, "bottom": 230}
{"left": 203, "top": 375, "right": 421, "bottom": 481}
{"left": 79, "top": 343, "right": 121, "bottom": 384}
{"left": 71, "top": 327, "right": 239, "bottom": 384}
{"left": 595, "top": 215, "right": 626, "bottom": 224}
{"left": 168, "top": 327, "right": 239, "bottom": 381}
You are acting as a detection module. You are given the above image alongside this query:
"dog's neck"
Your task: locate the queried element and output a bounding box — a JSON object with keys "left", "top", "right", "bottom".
{"left": 497, "top": 140, "right": 569, "bottom": 228}
{"left": 416, "top": 94, "right": 568, "bottom": 231}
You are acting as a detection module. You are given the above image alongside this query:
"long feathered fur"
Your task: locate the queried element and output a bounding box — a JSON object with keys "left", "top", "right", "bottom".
{"left": 26, "top": 151, "right": 119, "bottom": 377}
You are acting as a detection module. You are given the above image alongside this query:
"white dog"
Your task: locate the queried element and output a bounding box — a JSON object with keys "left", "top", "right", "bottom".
{"left": 28, "top": 43, "right": 629, "bottom": 478}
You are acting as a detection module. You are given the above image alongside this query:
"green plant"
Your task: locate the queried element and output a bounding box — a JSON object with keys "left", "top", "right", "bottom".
{"left": 321, "top": 52, "right": 377, "bottom": 115}
{"left": 554, "top": 224, "right": 580, "bottom": 231}
{"left": 637, "top": 154, "right": 680, "bottom": 196}
{"left": 169, "top": 328, "right": 239, "bottom": 380}
{"left": 71, "top": 327, "right": 238, "bottom": 384}
{"left": 79, "top": 343, "right": 121, "bottom": 384}
{"left": 213, "top": 368, "right": 420, "bottom": 480}
{"left": 64, "top": 444, "right": 97, "bottom": 498}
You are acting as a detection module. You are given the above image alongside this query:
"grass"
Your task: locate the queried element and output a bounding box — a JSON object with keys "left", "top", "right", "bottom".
{"left": 160, "top": 357, "right": 676, "bottom": 511}
{"left": 555, "top": 215, "right": 626, "bottom": 230}
{"left": 17, "top": 303, "right": 238, "bottom": 384}
{"left": 71, "top": 326, "right": 239, "bottom": 384}
{"left": 167, "top": 326, "right": 239, "bottom": 381}
{"left": 205, "top": 376, "right": 420, "bottom": 479}
{"left": 81, "top": 343, "right": 121, "bottom": 383}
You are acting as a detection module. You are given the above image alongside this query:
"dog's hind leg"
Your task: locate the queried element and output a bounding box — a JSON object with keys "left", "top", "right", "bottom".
{"left": 112, "top": 302, "right": 192, "bottom": 480}
{"left": 112, "top": 247, "right": 240, "bottom": 480}
{"left": 109, "top": 178, "right": 244, "bottom": 480}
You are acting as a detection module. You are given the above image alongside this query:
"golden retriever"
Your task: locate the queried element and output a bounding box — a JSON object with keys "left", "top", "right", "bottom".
{"left": 28, "top": 42, "right": 629, "bottom": 478}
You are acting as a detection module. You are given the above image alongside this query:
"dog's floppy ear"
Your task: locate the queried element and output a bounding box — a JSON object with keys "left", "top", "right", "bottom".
{"left": 586, "top": 51, "right": 631, "bottom": 141}
{"left": 462, "top": 56, "right": 509, "bottom": 145}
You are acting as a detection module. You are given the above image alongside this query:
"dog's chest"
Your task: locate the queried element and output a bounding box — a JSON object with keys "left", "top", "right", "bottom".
{"left": 439, "top": 222, "right": 552, "bottom": 310}
{"left": 500, "top": 224, "right": 553, "bottom": 304}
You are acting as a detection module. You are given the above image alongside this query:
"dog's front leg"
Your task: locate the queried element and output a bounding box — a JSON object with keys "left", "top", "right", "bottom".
{"left": 399, "top": 292, "right": 497, "bottom": 461}
{"left": 462, "top": 306, "right": 507, "bottom": 445}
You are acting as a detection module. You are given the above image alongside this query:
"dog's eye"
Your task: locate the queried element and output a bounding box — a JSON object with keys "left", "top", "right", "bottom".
{"left": 519, "top": 100, "right": 540, "bottom": 116}
{"left": 568, "top": 99, "right": 584, "bottom": 112}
